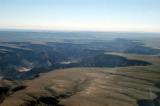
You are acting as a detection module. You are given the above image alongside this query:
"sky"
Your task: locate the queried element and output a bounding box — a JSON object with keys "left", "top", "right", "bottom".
{"left": 0, "top": 0, "right": 160, "bottom": 32}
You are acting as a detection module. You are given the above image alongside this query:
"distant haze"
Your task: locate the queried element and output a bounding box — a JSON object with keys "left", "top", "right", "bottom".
{"left": 0, "top": 31, "right": 159, "bottom": 43}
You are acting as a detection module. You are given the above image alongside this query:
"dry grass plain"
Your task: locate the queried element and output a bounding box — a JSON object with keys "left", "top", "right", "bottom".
{"left": 0, "top": 53, "right": 160, "bottom": 106}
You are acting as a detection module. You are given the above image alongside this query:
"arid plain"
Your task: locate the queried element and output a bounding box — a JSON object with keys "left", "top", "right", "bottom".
{"left": 0, "top": 53, "right": 160, "bottom": 106}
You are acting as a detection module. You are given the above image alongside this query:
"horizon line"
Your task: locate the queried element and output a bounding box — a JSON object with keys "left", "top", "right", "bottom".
{"left": 0, "top": 28, "right": 160, "bottom": 34}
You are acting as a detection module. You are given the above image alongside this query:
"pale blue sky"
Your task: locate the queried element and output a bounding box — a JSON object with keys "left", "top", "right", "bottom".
{"left": 0, "top": 0, "right": 160, "bottom": 32}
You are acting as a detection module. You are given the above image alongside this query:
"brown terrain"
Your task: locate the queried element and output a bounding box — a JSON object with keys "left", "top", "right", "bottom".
{"left": 0, "top": 53, "right": 160, "bottom": 106}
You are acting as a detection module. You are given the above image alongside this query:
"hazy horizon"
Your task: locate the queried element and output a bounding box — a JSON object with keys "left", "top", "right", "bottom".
{"left": 0, "top": 28, "right": 160, "bottom": 33}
